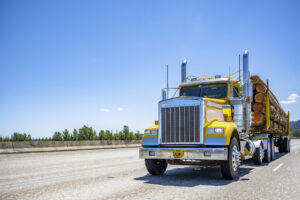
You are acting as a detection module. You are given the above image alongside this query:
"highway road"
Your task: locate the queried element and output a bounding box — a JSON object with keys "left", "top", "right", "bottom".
{"left": 1, "top": 140, "right": 300, "bottom": 200}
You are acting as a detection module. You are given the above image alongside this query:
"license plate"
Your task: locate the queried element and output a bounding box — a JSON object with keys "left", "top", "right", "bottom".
{"left": 173, "top": 150, "right": 184, "bottom": 158}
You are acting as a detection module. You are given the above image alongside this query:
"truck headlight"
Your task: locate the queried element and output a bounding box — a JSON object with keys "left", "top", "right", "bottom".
{"left": 207, "top": 127, "right": 224, "bottom": 134}
{"left": 144, "top": 129, "right": 158, "bottom": 136}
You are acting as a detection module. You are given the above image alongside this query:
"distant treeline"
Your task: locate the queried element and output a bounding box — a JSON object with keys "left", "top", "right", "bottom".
{"left": 290, "top": 129, "right": 300, "bottom": 139}
{"left": 0, "top": 125, "right": 143, "bottom": 142}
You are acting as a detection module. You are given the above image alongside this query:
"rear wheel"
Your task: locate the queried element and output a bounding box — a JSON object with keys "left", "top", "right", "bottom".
{"left": 263, "top": 138, "right": 271, "bottom": 163}
{"left": 220, "top": 137, "right": 240, "bottom": 180}
{"left": 278, "top": 138, "right": 284, "bottom": 153}
{"left": 283, "top": 138, "right": 290, "bottom": 153}
{"left": 253, "top": 142, "right": 264, "bottom": 165}
{"left": 145, "top": 159, "right": 168, "bottom": 175}
{"left": 270, "top": 137, "right": 275, "bottom": 161}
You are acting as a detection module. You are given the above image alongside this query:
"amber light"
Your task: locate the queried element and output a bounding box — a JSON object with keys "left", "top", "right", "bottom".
{"left": 246, "top": 97, "right": 251, "bottom": 103}
{"left": 226, "top": 116, "right": 232, "bottom": 122}
{"left": 155, "top": 120, "right": 159, "bottom": 125}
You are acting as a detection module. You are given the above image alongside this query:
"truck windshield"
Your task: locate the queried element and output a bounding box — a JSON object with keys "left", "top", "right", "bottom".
{"left": 180, "top": 83, "right": 228, "bottom": 98}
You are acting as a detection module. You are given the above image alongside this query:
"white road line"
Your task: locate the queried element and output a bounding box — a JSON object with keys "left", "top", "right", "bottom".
{"left": 295, "top": 151, "right": 299, "bottom": 154}
{"left": 272, "top": 163, "right": 284, "bottom": 172}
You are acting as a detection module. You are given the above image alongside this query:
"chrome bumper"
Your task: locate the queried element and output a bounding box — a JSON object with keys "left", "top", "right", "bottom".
{"left": 139, "top": 147, "right": 228, "bottom": 160}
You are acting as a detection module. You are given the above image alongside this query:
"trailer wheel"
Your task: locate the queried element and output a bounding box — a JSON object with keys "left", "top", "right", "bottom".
{"left": 278, "top": 138, "right": 284, "bottom": 153}
{"left": 283, "top": 138, "right": 290, "bottom": 153}
{"left": 253, "top": 142, "right": 264, "bottom": 165}
{"left": 145, "top": 159, "right": 167, "bottom": 175}
{"left": 270, "top": 137, "right": 275, "bottom": 161}
{"left": 263, "top": 138, "right": 271, "bottom": 163}
{"left": 220, "top": 137, "right": 240, "bottom": 180}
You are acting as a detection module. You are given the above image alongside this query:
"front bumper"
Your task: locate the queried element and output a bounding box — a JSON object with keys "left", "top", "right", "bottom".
{"left": 139, "top": 147, "right": 228, "bottom": 160}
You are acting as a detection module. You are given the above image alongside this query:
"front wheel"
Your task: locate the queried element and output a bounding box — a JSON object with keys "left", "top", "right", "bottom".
{"left": 145, "top": 159, "right": 168, "bottom": 175}
{"left": 220, "top": 137, "right": 240, "bottom": 180}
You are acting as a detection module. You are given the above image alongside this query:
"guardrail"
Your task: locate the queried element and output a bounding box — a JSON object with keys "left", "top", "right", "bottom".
{"left": 0, "top": 140, "right": 142, "bottom": 154}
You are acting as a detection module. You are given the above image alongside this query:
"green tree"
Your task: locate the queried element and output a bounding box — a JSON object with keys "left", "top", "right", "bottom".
{"left": 53, "top": 131, "right": 63, "bottom": 141}
{"left": 135, "top": 131, "right": 143, "bottom": 140}
{"left": 63, "top": 129, "right": 71, "bottom": 141}
{"left": 0, "top": 136, "right": 2, "bottom": 141}
{"left": 78, "top": 125, "right": 96, "bottom": 140}
{"left": 104, "top": 130, "right": 112, "bottom": 140}
{"left": 123, "top": 125, "right": 130, "bottom": 140}
{"left": 99, "top": 130, "right": 105, "bottom": 140}
{"left": 72, "top": 129, "right": 79, "bottom": 141}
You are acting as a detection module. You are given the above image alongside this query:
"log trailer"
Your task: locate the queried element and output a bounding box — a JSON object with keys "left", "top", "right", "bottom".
{"left": 139, "top": 50, "right": 290, "bottom": 179}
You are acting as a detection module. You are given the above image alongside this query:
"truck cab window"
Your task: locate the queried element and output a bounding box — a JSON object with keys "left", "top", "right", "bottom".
{"left": 180, "top": 83, "right": 228, "bottom": 98}
{"left": 232, "top": 86, "right": 239, "bottom": 97}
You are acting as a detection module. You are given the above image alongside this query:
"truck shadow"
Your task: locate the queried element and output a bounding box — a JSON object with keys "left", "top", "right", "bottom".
{"left": 135, "top": 165, "right": 254, "bottom": 187}
{"left": 135, "top": 152, "right": 287, "bottom": 187}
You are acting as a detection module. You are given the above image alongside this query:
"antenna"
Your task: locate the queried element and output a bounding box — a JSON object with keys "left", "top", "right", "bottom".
{"left": 239, "top": 54, "right": 241, "bottom": 82}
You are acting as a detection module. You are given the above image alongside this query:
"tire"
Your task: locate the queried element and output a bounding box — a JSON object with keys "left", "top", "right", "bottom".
{"left": 145, "top": 159, "right": 167, "bottom": 175}
{"left": 278, "top": 138, "right": 284, "bottom": 153}
{"left": 283, "top": 138, "right": 290, "bottom": 153}
{"left": 263, "top": 138, "right": 271, "bottom": 163}
{"left": 221, "top": 137, "right": 240, "bottom": 180}
{"left": 270, "top": 137, "right": 275, "bottom": 161}
{"left": 253, "top": 142, "right": 263, "bottom": 165}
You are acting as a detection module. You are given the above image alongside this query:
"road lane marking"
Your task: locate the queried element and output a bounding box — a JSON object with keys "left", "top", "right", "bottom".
{"left": 295, "top": 151, "right": 299, "bottom": 154}
{"left": 272, "top": 163, "right": 284, "bottom": 172}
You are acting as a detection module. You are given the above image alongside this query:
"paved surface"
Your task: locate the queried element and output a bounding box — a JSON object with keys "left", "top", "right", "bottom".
{"left": 1, "top": 140, "right": 300, "bottom": 200}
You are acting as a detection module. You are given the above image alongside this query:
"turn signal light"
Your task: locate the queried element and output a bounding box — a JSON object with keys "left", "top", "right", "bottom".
{"left": 155, "top": 120, "right": 159, "bottom": 125}
{"left": 246, "top": 97, "right": 251, "bottom": 103}
{"left": 226, "top": 116, "right": 232, "bottom": 122}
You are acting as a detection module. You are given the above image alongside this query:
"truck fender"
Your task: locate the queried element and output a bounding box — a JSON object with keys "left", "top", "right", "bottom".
{"left": 252, "top": 140, "right": 264, "bottom": 149}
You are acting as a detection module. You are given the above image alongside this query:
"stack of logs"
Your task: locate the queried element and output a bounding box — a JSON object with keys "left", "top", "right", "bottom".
{"left": 250, "top": 75, "right": 288, "bottom": 134}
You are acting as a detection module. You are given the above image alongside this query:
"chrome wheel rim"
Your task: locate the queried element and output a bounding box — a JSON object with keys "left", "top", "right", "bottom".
{"left": 232, "top": 145, "right": 241, "bottom": 171}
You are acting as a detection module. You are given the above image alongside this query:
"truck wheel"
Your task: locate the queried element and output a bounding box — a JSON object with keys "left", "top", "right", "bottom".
{"left": 278, "top": 138, "right": 284, "bottom": 153}
{"left": 145, "top": 159, "right": 167, "bottom": 175}
{"left": 283, "top": 138, "right": 290, "bottom": 153}
{"left": 253, "top": 142, "right": 264, "bottom": 165}
{"left": 220, "top": 137, "right": 240, "bottom": 180}
{"left": 263, "top": 138, "right": 271, "bottom": 163}
{"left": 270, "top": 137, "right": 275, "bottom": 161}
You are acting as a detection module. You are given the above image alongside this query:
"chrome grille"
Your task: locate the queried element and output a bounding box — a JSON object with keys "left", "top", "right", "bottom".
{"left": 161, "top": 106, "right": 200, "bottom": 144}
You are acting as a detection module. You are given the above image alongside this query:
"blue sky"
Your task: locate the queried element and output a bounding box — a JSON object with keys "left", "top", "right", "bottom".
{"left": 1, "top": 0, "right": 299, "bottom": 138}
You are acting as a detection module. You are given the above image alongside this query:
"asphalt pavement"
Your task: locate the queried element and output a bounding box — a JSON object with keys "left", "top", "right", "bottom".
{"left": 1, "top": 140, "right": 300, "bottom": 200}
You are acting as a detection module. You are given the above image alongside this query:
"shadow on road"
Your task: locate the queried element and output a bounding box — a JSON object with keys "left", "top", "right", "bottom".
{"left": 135, "top": 151, "right": 288, "bottom": 187}
{"left": 135, "top": 165, "right": 254, "bottom": 187}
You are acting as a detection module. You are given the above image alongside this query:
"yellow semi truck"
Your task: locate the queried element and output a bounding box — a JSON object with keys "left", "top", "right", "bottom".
{"left": 139, "top": 50, "right": 290, "bottom": 179}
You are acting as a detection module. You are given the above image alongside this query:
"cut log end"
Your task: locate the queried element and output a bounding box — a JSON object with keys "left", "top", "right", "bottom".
{"left": 254, "top": 93, "right": 265, "bottom": 103}
{"left": 252, "top": 112, "right": 264, "bottom": 126}
{"left": 252, "top": 103, "right": 264, "bottom": 112}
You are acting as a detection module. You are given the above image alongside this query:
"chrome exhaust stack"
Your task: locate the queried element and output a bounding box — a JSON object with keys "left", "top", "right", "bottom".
{"left": 181, "top": 59, "right": 187, "bottom": 82}
{"left": 242, "top": 50, "right": 252, "bottom": 136}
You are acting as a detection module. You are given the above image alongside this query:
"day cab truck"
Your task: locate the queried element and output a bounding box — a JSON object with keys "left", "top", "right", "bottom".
{"left": 139, "top": 50, "right": 290, "bottom": 180}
